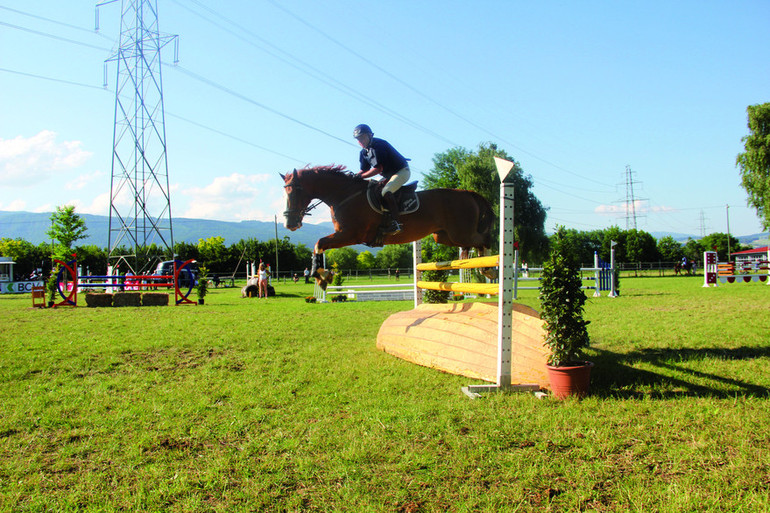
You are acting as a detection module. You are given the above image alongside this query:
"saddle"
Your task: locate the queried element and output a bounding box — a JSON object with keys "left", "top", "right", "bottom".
{"left": 365, "top": 180, "right": 420, "bottom": 215}
{"left": 364, "top": 181, "right": 420, "bottom": 247}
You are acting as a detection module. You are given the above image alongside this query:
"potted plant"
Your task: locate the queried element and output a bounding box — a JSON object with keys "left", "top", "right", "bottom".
{"left": 195, "top": 265, "right": 209, "bottom": 305}
{"left": 46, "top": 270, "right": 59, "bottom": 308}
{"left": 539, "top": 228, "right": 593, "bottom": 399}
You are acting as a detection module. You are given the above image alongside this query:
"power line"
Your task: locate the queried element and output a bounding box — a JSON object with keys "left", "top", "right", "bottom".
{"left": 263, "top": 0, "right": 611, "bottom": 188}
{"left": 0, "top": 5, "right": 112, "bottom": 40}
{"left": 170, "top": 64, "right": 356, "bottom": 148}
{"left": 0, "top": 66, "right": 104, "bottom": 90}
{"left": 169, "top": 0, "right": 460, "bottom": 147}
{"left": 0, "top": 20, "right": 110, "bottom": 52}
{"left": 165, "top": 113, "right": 306, "bottom": 165}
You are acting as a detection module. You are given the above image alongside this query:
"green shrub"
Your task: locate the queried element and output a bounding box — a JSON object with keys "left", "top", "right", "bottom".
{"left": 421, "top": 269, "right": 450, "bottom": 304}
{"left": 540, "top": 228, "right": 590, "bottom": 366}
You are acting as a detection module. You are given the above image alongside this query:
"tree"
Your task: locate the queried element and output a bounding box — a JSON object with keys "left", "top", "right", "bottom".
{"left": 700, "top": 232, "right": 742, "bottom": 261}
{"left": 422, "top": 143, "right": 549, "bottom": 262}
{"left": 325, "top": 247, "right": 358, "bottom": 270}
{"left": 656, "top": 236, "right": 683, "bottom": 262}
{"left": 46, "top": 205, "right": 87, "bottom": 260}
{"left": 198, "top": 236, "right": 228, "bottom": 270}
{"left": 600, "top": 226, "right": 626, "bottom": 263}
{"left": 682, "top": 238, "right": 704, "bottom": 263}
{"left": 173, "top": 241, "right": 199, "bottom": 262}
{"left": 625, "top": 229, "right": 659, "bottom": 262}
{"left": 736, "top": 103, "right": 770, "bottom": 229}
{"left": 357, "top": 251, "right": 376, "bottom": 270}
{"left": 548, "top": 228, "right": 602, "bottom": 267}
{"left": 75, "top": 244, "right": 108, "bottom": 275}
{"left": 375, "top": 243, "right": 413, "bottom": 269}
{"left": 0, "top": 238, "right": 43, "bottom": 278}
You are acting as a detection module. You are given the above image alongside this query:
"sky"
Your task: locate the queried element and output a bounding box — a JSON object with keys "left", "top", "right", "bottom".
{"left": 1, "top": 0, "right": 768, "bottom": 240}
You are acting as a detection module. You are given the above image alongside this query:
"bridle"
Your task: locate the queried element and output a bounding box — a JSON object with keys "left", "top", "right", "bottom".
{"left": 282, "top": 169, "right": 365, "bottom": 222}
{"left": 283, "top": 173, "right": 322, "bottom": 221}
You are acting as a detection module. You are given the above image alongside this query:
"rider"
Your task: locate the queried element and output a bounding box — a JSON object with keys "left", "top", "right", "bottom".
{"left": 354, "top": 124, "right": 410, "bottom": 235}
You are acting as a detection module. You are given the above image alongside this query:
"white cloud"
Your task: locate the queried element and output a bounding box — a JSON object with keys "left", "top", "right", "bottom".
{"left": 66, "top": 170, "right": 105, "bottom": 191}
{"left": 70, "top": 192, "right": 111, "bottom": 216}
{"left": 0, "top": 131, "right": 93, "bottom": 186}
{"left": 0, "top": 199, "right": 27, "bottom": 211}
{"left": 32, "top": 203, "right": 53, "bottom": 213}
{"left": 177, "top": 173, "right": 277, "bottom": 221}
{"left": 595, "top": 200, "right": 677, "bottom": 216}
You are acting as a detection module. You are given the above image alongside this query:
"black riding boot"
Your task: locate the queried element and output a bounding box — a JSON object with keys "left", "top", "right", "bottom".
{"left": 310, "top": 253, "right": 331, "bottom": 290}
{"left": 310, "top": 253, "right": 324, "bottom": 278}
{"left": 382, "top": 192, "right": 402, "bottom": 235}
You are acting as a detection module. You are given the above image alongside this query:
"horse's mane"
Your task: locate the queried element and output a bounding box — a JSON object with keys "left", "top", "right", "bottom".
{"left": 300, "top": 164, "right": 349, "bottom": 176}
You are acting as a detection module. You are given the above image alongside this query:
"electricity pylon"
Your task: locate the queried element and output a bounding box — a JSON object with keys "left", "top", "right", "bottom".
{"left": 97, "top": 0, "right": 178, "bottom": 273}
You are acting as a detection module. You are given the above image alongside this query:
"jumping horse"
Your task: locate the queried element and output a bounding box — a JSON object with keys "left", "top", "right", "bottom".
{"left": 281, "top": 165, "right": 495, "bottom": 289}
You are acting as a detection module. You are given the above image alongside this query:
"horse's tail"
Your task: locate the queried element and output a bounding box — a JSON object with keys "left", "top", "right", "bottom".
{"left": 473, "top": 192, "right": 495, "bottom": 251}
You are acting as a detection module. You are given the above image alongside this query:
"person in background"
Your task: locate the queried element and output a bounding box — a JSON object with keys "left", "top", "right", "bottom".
{"left": 258, "top": 262, "right": 269, "bottom": 298}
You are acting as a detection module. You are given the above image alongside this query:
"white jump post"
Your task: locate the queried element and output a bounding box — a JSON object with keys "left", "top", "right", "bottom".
{"left": 462, "top": 157, "right": 539, "bottom": 398}
{"left": 413, "top": 240, "right": 422, "bottom": 308}
{"left": 703, "top": 251, "right": 718, "bottom": 287}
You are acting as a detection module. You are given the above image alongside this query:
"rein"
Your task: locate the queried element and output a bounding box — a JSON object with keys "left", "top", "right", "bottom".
{"left": 283, "top": 171, "right": 363, "bottom": 218}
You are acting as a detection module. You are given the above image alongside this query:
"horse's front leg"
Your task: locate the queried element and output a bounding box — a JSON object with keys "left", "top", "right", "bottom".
{"left": 310, "top": 231, "right": 368, "bottom": 290}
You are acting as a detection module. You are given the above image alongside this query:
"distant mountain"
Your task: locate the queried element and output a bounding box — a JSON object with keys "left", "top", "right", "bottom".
{"left": 649, "top": 232, "right": 698, "bottom": 242}
{"left": 649, "top": 231, "right": 768, "bottom": 247}
{"left": 0, "top": 210, "right": 373, "bottom": 252}
{"left": 2, "top": 211, "right": 767, "bottom": 250}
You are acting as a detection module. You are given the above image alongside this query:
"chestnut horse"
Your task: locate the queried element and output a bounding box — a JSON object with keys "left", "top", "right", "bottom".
{"left": 281, "top": 165, "right": 495, "bottom": 288}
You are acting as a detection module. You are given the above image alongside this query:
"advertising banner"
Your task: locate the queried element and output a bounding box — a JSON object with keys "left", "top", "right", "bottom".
{"left": 1, "top": 281, "right": 45, "bottom": 294}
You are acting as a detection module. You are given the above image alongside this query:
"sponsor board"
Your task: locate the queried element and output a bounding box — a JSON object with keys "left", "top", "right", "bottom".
{"left": 1, "top": 281, "right": 45, "bottom": 294}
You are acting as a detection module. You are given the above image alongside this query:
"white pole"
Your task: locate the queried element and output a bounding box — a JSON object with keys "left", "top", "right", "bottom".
{"left": 608, "top": 243, "right": 618, "bottom": 297}
{"left": 496, "top": 174, "right": 515, "bottom": 387}
{"left": 593, "top": 252, "right": 601, "bottom": 297}
{"left": 413, "top": 240, "right": 422, "bottom": 307}
{"left": 462, "top": 157, "right": 539, "bottom": 397}
{"left": 513, "top": 249, "right": 519, "bottom": 300}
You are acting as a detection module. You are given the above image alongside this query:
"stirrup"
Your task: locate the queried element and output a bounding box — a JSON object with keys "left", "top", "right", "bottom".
{"left": 383, "top": 220, "right": 402, "bottom": 235}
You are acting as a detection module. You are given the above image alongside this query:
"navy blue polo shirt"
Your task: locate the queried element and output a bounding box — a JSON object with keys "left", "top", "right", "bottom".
{"left": 359, "top": 137, "right": 408, "bottom": 179}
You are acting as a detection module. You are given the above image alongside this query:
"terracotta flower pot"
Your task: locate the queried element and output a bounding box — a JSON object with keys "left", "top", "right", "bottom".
{"left": 546, "top": 361, "right": 594, "bottom": 399}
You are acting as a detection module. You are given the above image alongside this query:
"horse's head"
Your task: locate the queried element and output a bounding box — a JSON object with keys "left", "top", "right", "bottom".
{"left": 281, "top": 168, "right": 311, "bottom": 231}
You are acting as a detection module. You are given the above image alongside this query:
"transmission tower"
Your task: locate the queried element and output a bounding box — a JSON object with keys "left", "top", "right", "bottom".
{"left": 96, "top": 0, "right": 178, "bottom": 273}
{"left": 623, "top": 165, "right": 646, "bottom": 230}
{"left": 698, "top": 210, "right": 708, "bottom": 238}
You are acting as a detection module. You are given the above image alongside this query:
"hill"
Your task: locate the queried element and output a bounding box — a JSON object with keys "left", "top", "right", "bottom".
{"left": 0, "top": 210, "right": 372, "bottom": 252}
{"left": 2, "top": 211, "right": 767, "bottom": 251}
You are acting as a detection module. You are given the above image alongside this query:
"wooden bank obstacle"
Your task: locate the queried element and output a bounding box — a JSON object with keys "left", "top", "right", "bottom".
{"left": 377, "top": 158, "right": 549, "bottom": 397}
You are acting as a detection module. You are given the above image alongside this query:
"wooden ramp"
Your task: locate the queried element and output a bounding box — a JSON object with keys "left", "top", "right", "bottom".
{"left": 376, "top": 302, "right": 550, "bottom": 388}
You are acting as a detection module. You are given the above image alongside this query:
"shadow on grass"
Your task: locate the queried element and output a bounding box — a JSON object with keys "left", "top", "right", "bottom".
{"left": 587, "top": 346, "right": 770, "bottom": 399}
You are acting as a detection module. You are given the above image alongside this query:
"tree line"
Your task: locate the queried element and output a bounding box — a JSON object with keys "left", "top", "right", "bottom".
{"left": 5, "top": 116, "right": 762, "bottom": 282}
{"left": 1, "top": 225, "right": 743, "bottom": 282}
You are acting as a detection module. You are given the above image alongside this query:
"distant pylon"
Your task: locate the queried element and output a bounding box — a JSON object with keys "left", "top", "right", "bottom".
{"left": 625, "top": 165, "right": 637, "bottom": 230}
{"left": 97, "top": 0, "right": 178, "bottom": 272}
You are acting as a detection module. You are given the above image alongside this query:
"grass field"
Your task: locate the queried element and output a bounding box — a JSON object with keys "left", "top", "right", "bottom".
{"left": 1, "top": 276, "right": 769, "bottom": 511}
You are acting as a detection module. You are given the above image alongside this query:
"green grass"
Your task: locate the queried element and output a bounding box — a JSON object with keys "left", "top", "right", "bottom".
{"left": 1, "top": 276, "right": 769, "bottom": 511}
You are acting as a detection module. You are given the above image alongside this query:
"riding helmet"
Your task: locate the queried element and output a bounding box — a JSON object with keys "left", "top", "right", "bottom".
{"left": 353, "top": 124, "right": 373, "bottom": 138}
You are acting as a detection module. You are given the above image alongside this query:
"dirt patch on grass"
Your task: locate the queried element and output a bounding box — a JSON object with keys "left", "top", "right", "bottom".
{"left": 120, "top": 347, "right": 224, "bottom": 372}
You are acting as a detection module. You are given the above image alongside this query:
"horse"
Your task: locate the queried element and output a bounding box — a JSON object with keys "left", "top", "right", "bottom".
{"left": 281, "top": 165, "right": 495, "bottom": 288}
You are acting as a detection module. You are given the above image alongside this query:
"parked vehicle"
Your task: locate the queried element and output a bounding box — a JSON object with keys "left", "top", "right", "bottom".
{"left": 154, "top": 260, "right": 199, "bottom": 288}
